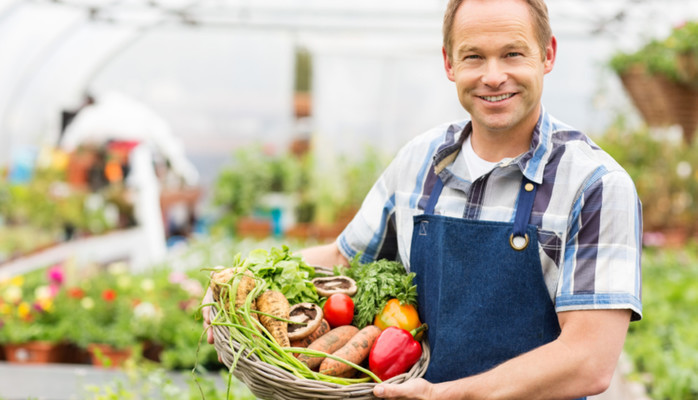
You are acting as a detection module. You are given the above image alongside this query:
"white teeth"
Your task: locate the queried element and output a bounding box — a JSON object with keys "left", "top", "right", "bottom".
{"left": 481, "top": 93, "right": 514, "bottom": 102}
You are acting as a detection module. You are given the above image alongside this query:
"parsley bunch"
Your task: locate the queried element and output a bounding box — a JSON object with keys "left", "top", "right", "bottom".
{"left": 338, "top": 256, "right": 418, "bottom": 329}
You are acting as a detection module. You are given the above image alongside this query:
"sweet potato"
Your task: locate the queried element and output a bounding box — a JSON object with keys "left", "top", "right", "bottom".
{"left": 319, "top": 325, "right": 381, "bottom": 377}
{"left": 256, "top": 290, "right": 291, "bottom": 347}
{"left": 298, "top": 325, "right": 359, "bottom": 370}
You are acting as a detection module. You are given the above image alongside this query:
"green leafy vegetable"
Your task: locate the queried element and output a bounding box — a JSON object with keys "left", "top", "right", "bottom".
{"left": 241, "top": 245, "right": 320, "bottom": 305}
{"left": 338, "top": 256, "right": 417, "bottom": 329}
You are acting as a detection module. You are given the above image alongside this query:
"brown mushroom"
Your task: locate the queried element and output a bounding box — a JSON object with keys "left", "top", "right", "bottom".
{"left": 311, "top": 276, "right": 358, "bottom": 297}
{"left": 287, "top": 303, "right": 324, "bottom": 341}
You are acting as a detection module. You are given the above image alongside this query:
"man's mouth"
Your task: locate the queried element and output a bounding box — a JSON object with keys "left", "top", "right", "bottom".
{"left": 479, "top": 93, "right": 515, "bottom": 102}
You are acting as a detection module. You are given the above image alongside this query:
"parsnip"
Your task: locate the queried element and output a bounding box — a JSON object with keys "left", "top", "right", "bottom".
{"left": 209, "top": 267, "right": 259, "bottom": 325}
{"left": 256, "top": 290, "right": 291, "bottom": 347}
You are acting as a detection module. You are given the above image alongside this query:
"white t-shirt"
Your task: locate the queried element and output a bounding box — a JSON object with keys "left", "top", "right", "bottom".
{"left": 462, "top": 135, "right": 498, "bottom": 181}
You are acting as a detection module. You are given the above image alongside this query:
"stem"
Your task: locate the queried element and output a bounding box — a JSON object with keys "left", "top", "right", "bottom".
{"left": 410, "top": 323, "right": 428, "bottom": 338}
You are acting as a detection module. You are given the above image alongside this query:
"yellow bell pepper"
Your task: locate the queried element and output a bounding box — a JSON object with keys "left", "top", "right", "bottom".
{"left": 374, "top": 298, "right": 423, "bottom": 339}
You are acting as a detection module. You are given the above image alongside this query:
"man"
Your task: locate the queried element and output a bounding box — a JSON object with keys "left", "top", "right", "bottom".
{"left": 205, "top": 0, "right": 642, "bottom": 398}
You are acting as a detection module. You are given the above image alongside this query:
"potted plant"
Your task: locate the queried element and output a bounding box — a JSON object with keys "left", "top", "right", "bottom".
{"left": 609, "top": 20, "right": 698, "bottom": 143}
{"left": 0, "top": 265, "right": 69, "bottom": 364}
{"left": 672, "top": 21, "right": 698, "bottom": 84}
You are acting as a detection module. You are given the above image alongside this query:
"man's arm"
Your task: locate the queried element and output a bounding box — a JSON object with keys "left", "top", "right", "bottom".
{"left": 375, "top": 308, "right": 631, "bottom": 400}
{"left": 298, "top": 242, "right": 350, "bottom": 268}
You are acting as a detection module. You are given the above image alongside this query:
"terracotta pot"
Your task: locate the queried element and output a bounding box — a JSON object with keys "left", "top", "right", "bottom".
{"left": 236, "top": 217, "right": 272, "bottom": 239}
{"left": 87, "top": 343, "right": 133, "bottom": 368}
{"left": 4, "top": 341, "right": 63, "bottom": 364}
{"left": 141, "top": 340, "right": 164, "bottom": 363}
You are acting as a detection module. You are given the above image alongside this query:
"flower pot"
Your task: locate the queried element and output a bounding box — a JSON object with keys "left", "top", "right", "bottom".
{"left": 87, "top": 343, "right": 133, "bottom": 368}
{"left": 236, "top": 217, "right": 272, "bottom": 239}
{"left": 141, "top": 340, "right": 164, "bottom": 363}
{"left": 4, "top": 341, "right": 63, "bottom": 364}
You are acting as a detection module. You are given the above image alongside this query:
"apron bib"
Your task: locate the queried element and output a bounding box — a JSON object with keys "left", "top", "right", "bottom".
{"left": 411, "top": 176, "right": 584, "bottom": 399}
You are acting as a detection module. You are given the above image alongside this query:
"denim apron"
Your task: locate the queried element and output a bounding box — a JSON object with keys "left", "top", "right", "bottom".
{"left": 411, "top": 176, "right": 584, "bottom": 399}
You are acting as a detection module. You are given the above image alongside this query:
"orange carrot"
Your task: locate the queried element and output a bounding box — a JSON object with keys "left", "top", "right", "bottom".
{"left": 291, "top": 319, "right": 331, "bottom": 355}
{"left": 298, "top": 325, "right": 359, "bottom": 370}
{"left": 319, "top": 325, "right": 382, "bottom": 377}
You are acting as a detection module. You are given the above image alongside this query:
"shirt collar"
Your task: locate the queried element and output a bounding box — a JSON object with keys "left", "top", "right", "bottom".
{"left": 433, "top": 106, "right": 554, "bottom": 184}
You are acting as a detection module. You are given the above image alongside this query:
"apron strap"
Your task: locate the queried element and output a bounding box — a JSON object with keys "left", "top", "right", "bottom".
{"left": 424, "top": 176, "right": 444, "bottom": 215}
{"left": 510, "top": 178, "right": 537, "bottom": 250}
{"left": 425, "top": 175, "right": 537, "bottom": 250}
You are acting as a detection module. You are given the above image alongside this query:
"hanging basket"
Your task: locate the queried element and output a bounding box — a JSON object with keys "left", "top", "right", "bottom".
{"left": 211, "top": 308, "right": 430, "bottom": 400}
{"left": 619, "top": 64, "right": 698, "bottom": 143}
{"left": 677, "top": 51, "right": 698, "bottom": 85}
{"left": 656, "top": 74, "right": 698, "bottom": 144}
{"left": 619, "top": 65, "right": 674, "bottom": 127}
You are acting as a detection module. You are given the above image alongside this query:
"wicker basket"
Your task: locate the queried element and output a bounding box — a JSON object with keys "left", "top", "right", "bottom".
{"left": 211, "top": 309, "right": 430, "bottom": 400}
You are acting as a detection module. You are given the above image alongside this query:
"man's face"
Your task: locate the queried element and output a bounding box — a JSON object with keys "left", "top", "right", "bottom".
{"left": 443, "top": 0, "right": 555, "bottom": 141}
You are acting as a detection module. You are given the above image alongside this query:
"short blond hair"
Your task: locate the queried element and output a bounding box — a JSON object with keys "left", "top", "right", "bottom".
{"left": 442, "top": 0, "right": 552, "bottom": 62}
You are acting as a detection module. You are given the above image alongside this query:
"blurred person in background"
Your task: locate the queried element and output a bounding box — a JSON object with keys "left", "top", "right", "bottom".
{"left": 204, "top": 0, "right": 642, "bottom": 398}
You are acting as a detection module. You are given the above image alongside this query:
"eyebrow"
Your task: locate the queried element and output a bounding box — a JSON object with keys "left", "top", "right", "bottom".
{"left": 456, "top": 40, "right": 533, "bottom": 57}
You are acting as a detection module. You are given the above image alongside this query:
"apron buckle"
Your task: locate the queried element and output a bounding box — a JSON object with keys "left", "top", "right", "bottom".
{"left": 509, "top": 233, "right": 529, "bottom": 251}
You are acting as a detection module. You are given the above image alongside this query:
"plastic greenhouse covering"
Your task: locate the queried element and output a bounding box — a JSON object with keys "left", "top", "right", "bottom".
{"left": 1, "top": 0, "right": 697, "bottom": 183}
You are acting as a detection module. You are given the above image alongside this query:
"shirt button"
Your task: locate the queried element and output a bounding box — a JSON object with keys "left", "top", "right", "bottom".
{"left": 525, "top": 183, "right": 534, "bottom": 192}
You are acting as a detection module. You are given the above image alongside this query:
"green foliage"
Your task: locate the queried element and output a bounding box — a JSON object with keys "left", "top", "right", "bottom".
{"left": 624, "top": 246, "right": 698, "bottom": 399}
{"left": 239, "top": 245, "right": 320, "bottom": 305}
{"left": 593, "top": 117, "right": 698, "bottom": 233}
{"left": 339, "top": 257, "right": 417, "bottom": 329}
{"left": 211, "top": 142, "right": 391, "bottom": 235}
{"left": 211, "top": 145, "right": 304, "bottom": 235}
{"left": 83, "top": 365, "right": 255, "bottom": 400}
{"left": 609, "top": 20, "right": 698, "bottom": 83}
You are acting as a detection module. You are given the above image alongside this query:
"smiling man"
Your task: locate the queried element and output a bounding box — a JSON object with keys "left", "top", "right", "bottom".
{"left": 300, "top": 0, "right": 642, "bottom": 398}
{"left": 203, "top": 0, "right": 643, "bottom": 398}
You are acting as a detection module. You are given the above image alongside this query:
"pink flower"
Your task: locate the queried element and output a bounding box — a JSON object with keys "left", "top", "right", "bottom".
{"left": 168, "top": 271, "right": 187, "bottom": 284}
{"left": 47, "top": 265, "right": 64, "bottom": 284}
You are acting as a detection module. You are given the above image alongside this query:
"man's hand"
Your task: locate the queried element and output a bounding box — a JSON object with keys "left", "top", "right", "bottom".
{"left": 373, "top": 378, "right": 434, "bottom": 400}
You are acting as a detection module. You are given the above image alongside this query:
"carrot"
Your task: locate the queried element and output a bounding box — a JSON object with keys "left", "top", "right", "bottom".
{"left": 319, "top": 325, "right": 382, "bottom": 377}
{"left": 298, "top": 325, "right": 359, "bottom": 370}
{"left": 256, "top": 290, "right": 291, "bottom": 347}
{"left": 291, "top": 319, "right": 331, "bottom": 356}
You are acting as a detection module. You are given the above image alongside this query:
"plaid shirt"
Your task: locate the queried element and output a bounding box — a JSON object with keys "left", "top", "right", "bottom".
{"left": 337, "top": 108, "right": 643, "bottom": 320}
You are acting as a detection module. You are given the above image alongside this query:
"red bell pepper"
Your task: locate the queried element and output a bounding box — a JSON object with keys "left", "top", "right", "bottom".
{"left": 369, "top": 324, "right": 427, "bottom": 381}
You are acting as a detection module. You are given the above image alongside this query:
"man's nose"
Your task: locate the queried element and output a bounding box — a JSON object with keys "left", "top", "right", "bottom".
{"left": 481, "top": 60, "right": 507, "bottom": 88}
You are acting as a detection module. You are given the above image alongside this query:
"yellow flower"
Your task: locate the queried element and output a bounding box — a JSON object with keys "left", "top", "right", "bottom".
{"left": 0, "top": 303, "right": 11, "bottom": 315}
{"left": 17, "top": 302, "right": 31, "bottom": 319}
{"left": 35, "top": 285, "right": 52, "bottom": 300}
{"left": 10, "top": 276, "right": 24, "bottom": 287}
{"left": 38, "top": 297, "right": 54, "bottom": 313}
{"left": 117, "top": 275, "right": 132, "bottom": 290}
{"left": 81, "top": 297, "right": 95, "bottom": 310}
{"left": 140, "top": 279, "right": 155, "bottom": 292}
{"left": 3, "top": 286, "right": 22, "bottom": 303}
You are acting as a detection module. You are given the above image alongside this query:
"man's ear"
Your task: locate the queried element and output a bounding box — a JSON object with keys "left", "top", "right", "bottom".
{"left": 543, "top": 36, "right": 557, "bottom": 74}
{"left": 443, "top": 47, "right": 455, "bottom": 82}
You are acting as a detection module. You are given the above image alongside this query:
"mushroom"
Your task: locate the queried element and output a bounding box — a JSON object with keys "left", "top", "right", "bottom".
{"left": 311, "top": 276, "right": 358, "bottom": 297}
{"left": 287, "top": 303, "right": 324, "bottom": 341}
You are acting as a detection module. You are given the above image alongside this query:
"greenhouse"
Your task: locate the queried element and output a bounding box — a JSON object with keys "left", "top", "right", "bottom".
{"left": 1, "top": 0, "right": 697, "bottom": 399}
